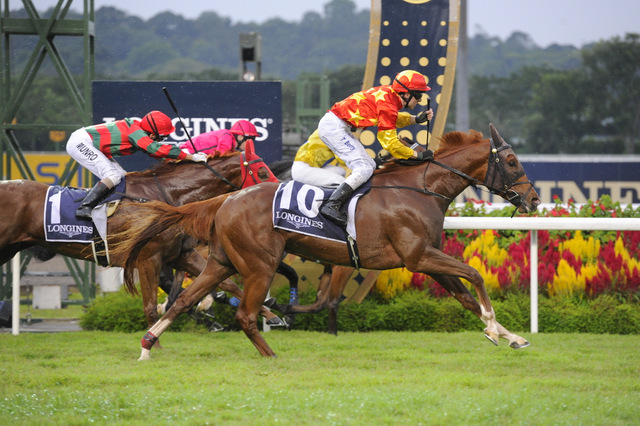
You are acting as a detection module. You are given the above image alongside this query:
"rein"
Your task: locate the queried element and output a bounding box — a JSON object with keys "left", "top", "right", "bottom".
{"left": 153, "top": 173, "right": 175, "bottom": 205}
{"left": 202, "top": 160, "right": 241, "bottom": 191}
{"left": 371, "top": 161, "right": 451, "bottom": 201}
{"left": 373, "top": 137, "right": 533, "bottom": 209}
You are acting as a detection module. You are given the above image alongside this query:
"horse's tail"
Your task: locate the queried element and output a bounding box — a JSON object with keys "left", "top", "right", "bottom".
{"left": 112, "top": 194, "right": 232, "bottom": 294}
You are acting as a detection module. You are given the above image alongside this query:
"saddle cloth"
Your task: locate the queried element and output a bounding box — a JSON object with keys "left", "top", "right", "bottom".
{"left": 44, "top": 180, "right": 125, "bottom": 243}
{"left": 272, "top": 180, "right": 369, "bottom": 244}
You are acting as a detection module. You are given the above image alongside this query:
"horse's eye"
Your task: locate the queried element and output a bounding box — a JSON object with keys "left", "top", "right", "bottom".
{"left": 508, "top": 160, "right": 516, "bottom": 167}
{"left": 257, "top": 167, "right": 270, "bottom": 181}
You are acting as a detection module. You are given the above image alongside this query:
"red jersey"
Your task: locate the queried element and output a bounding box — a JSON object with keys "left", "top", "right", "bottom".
{"left": 84, "top": 118, "right": 187, "bottom": 160}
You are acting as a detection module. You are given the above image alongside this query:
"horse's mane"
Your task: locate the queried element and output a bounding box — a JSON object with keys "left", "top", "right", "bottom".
{"left": 126, "top": 151, "right": 240, "bottom": 178}
{"left": 435, "top": 129, "right": 485, "bottom": 156}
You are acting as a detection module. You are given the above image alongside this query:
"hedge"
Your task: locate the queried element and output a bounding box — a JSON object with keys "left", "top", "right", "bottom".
{"left": 80, "top": 287, "right": 640, "bottom": 334}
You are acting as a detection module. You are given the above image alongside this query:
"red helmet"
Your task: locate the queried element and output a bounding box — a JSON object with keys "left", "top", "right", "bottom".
{"left": 140, "top": 111, "right": 176, "bottom": 138}
{"left": 391, "top": 70, "right": 430, "bottom": 94}
{"left": 230, "top": 120, "right": 259, "bottom": 138}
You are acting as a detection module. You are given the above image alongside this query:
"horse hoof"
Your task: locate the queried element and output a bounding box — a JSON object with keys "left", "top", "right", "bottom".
{"left": 510, "top": 340, "right": 531, "bottom": 350}
{"left": 484, "top": 331, "right": 499, "bottom": 346}
{"left": 263, "top": 297, "right": 277, "bottom": 308}
{"left": 209, "top": 322, "right": 224, "bottom": 332}
{"left": 266, "top": 316, "right": 286, "bottom": 326}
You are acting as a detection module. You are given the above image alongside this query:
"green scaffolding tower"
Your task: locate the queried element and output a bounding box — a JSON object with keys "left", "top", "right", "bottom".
{"left": 0, "top": 0, "right": 95, "bottom": 301}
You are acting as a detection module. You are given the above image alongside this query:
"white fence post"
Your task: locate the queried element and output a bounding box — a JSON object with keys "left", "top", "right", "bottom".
{"left": 530, "top": 230, "right": 538, "bottom": 333}
{"left": 12, "top": 253, "right": 20, "bottom": 336}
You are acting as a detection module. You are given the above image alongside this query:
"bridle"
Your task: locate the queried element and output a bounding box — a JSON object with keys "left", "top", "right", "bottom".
{"left": 240, "top": 151, "right": 269, "bottom": 188}
{"left": 198, "top": 152, "right": 273, "bottom": 191}
{"left": 482, "top": 137, "right": 534, "bottom": 212}
{"left": 374, "top": 137, "right": 534, "bottom": 212}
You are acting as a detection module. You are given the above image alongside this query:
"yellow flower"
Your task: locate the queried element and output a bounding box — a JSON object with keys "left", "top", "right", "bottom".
{"left": 549, "top": 258, "right": 585, "bottom": 297}
{"left": 462, "top": 230, "right": 507, "bottom": 267}
{"left": 559, "top": 231, "right": 601, "bottom": 264}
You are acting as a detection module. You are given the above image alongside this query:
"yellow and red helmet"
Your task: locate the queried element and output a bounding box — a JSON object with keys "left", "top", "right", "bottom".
{"left": 391, "top": 70, "right": 430, "bottom": 94}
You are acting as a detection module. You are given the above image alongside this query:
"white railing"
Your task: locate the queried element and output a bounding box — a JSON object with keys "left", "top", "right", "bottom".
{"left": 443, "top": 217, "right": 640, "bottom": 333}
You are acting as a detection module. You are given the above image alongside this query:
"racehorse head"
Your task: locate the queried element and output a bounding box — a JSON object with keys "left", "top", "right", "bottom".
{"left": 484, "top": 124, "right": 540, "bottom": 213}
{"left": 240, "top": 139, "right": 278, "bottom": 188}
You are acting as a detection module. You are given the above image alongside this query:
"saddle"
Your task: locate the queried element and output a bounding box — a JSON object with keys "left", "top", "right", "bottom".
{"left": 272, "top": 180, "right": 371, "bottom": 268}
{"left": 43, "top": 180, "right": 126, "bottom": 266}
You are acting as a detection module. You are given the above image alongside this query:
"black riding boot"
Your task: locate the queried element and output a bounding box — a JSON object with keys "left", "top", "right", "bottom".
{"left": 320, "top": 182, "right": 355, "bottom": 227}
{"left": 76, "top": 181, "right": 110, "bottom": 219}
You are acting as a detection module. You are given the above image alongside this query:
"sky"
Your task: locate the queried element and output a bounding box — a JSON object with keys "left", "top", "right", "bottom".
{"left": 28, "top": 0, "right": 640, "bottom": 48}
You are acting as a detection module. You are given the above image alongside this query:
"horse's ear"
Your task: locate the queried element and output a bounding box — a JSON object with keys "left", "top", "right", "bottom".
{"left": 489, "top": 123, "right": 505, "bottom": 147}
{"left": 244, "top": 138, "right": 256, "bottom": 156}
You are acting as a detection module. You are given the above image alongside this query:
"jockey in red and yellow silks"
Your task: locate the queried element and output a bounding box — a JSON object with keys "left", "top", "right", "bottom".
{"left": 309, "top": 70, "right": 435, "bottom": 227}
{"left": 291, "top": 111, "right": 414, "bottom": 188}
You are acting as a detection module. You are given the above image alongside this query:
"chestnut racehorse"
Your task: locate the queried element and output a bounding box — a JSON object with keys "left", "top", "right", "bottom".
{"left": 0, "top": 143, "right": 278, "bottom": 331}
{"left": 115, "top": 124, "right": 540, "bottom": 359}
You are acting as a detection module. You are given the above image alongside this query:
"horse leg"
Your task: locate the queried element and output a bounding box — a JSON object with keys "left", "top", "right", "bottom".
{"left": 139, "top": 260, "right": 235, "bottom": 361}
{"left": 217, "top": 278, "right": 283, "bottom": 324}
{"left": 234, "top": 270, "right": 279, "bottom": 358}
{"left": 275, "top": 261, "right": 299, "bottom": 327}
{"left": 273, "top": 264, "right": 336, "bottom": 315}
{"left": 431, "top": 274, "right": 530, "bottom": 349}
{"left": 409, "top": 247, "right": 500, "bottom": 345}
{"left": 326, "top": 265, "right": 354, "bottom": 335}
{"left": 136, "top": 257, "right": 162, "bottom": 328}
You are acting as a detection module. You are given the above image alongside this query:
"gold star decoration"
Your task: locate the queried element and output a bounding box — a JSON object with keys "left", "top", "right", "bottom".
{"left": 349, "top": 92, "right": 367, "bottom": 104}
{"left": 372, "top": 89, "right": 389, "bottom": 103}
{"left": 347, "top": 108, "right": 365, "bottom": 126}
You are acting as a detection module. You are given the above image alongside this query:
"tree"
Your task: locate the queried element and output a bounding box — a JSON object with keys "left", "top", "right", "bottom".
{"left": 524, "top": 68, "right": 591, "bottom": 153}
{"left": 582, "top": 34, "right": 640, "bottom": 153}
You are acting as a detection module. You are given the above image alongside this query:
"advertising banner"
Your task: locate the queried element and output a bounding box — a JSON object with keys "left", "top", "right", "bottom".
{"left": 92, "top": 81, "right": 282, "bottom": 171}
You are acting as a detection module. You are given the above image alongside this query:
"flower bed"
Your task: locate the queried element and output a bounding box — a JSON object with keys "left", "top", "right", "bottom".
{"left": 375, "top": 195, "right": 640, "bottom": 301}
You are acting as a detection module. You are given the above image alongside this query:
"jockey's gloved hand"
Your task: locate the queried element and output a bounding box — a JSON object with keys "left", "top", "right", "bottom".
{"left": 415, "top": 110, "right": 430, "bottom": 124}
{"left": 414, "top": 149, "right": 434, "bottom": 162}
{"left": 192, "top": 152, "right": 208, "bottom": 163}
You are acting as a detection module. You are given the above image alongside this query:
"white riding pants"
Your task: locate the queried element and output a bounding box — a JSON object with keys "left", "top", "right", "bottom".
{"left": 291, "top": 161, "right": 345, "bottom": 188}
{"left": 317, "top": 111, "right": 376, "bottom": 190}
{"left": 66, "top": 128, "right": 126, "bottom": 187}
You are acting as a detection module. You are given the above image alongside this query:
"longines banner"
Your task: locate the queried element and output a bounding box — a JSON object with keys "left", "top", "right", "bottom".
{"left": 92, "top": 81, "right": 282, "bottom": 171}
{"left": 359, "top": 0, "right": 459, "bottom": 155}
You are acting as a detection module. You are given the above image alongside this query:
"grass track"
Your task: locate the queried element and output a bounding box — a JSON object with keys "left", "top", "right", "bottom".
{"left": 1, "top": 330, "right": 639, "bottom": 425}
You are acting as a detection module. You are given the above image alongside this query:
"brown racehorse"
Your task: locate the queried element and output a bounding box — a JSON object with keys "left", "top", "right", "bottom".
{"left": 0, "top": 142, "right": 278, "bottom": 332}
{"left": 114, "top": 124, "right": 540, "bottom": 359}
